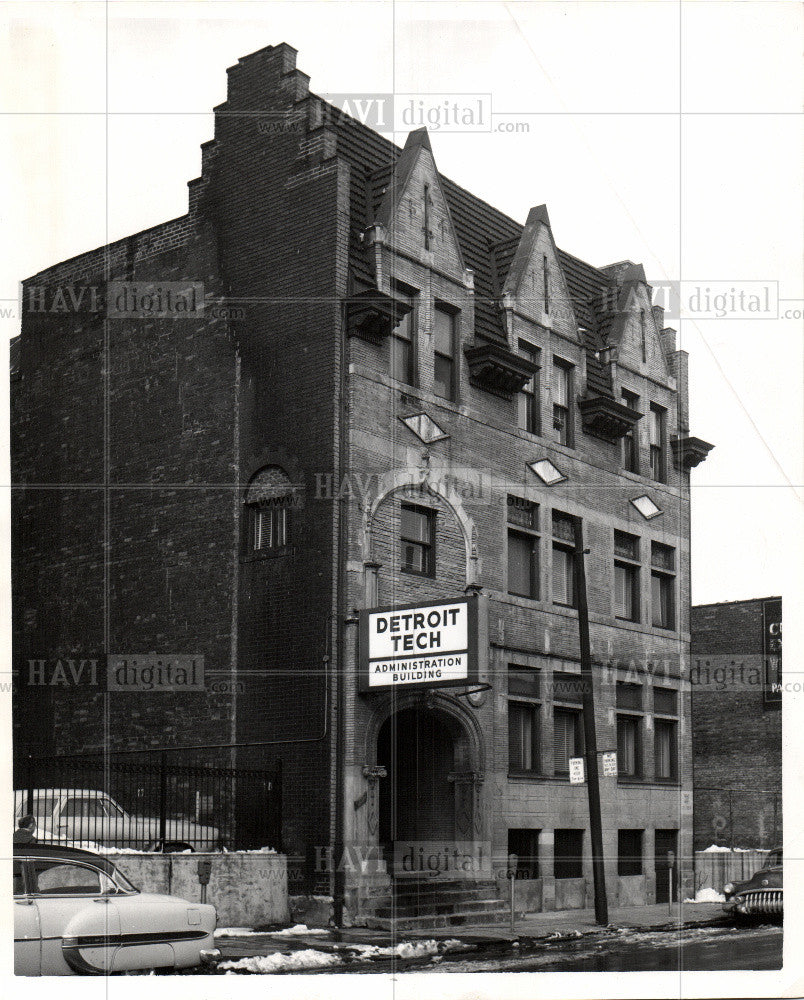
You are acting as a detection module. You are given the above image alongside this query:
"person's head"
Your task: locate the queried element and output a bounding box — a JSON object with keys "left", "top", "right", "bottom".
{"left": 17, "top": 815, "right": 36, "bottom": 832}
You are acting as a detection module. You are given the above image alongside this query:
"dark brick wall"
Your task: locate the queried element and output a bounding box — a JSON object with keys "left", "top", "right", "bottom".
{"left": 691, "top": 599, "right": 782, "bottom": 850}
{"left": 11, "top": 44, "right": 343, "bottom": 855}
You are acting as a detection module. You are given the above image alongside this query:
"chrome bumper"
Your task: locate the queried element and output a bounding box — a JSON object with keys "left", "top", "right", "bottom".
{"left": 725, "top": 889, "right": 783, "bottom": 916}
{"left": 199, "top": 948, "right": 221, "bottom": 965}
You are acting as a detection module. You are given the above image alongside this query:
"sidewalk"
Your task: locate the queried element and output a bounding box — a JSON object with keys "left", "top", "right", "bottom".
{"left": 215, "top": 902, "right": 725, "bottom": 961}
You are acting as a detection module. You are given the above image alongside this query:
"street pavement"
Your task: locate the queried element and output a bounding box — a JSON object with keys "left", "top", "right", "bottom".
{"left": 206, "top": 901, "right": 781, "bottom": 973}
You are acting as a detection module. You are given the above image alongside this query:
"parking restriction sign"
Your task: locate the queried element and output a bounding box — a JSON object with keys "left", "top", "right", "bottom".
{"left": 569, "top": 757, "right": 585, "bottom": 784}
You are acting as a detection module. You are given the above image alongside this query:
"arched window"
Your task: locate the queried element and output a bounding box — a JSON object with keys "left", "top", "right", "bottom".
{"left": 244, "top": 467, "right": 296, "bottom": 554}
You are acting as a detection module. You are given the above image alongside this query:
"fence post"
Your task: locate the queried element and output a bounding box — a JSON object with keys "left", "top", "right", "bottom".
{"left": 275, "top": 758, "right": 283, "bottom": 853}
{"left": 728, "top": 791, "right": 733, "bottom": 850}
{"left": 159, "top": 751, "right": 167, "bottom": 846}
{"left": 25, "top": 755, "right": 34, "bottom": 816}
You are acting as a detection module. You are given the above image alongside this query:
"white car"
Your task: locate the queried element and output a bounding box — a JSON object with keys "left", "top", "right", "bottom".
{"left": 14, "top": 788, "right": 220, "bottom": 852}
{"left": 14, "top": 843, "right": 219, "bottom": 975}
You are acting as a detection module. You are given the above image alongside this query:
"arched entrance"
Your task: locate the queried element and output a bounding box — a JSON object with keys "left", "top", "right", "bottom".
{"left": 377, "top": 706, "right": 457, "bottom": 851}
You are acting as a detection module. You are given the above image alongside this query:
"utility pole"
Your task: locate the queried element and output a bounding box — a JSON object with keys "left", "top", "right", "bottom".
{"left": 572, "top": 515, "right": 608, "bottom": 925}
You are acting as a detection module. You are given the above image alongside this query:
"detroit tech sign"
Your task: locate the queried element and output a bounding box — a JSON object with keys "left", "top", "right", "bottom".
{"left": 358, "top": 597, "right": 481, "bottom": 692}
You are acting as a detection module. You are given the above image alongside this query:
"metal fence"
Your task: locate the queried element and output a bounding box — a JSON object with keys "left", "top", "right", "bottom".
{"left": 694, "top": 849, "right": 771, "bottom": 894}
{"left": 14, "top": 751, "right": 282, "bottom": 852}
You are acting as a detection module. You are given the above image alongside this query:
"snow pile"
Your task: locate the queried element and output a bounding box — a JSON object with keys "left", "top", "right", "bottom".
{"left": 220, "top": 949, "right": 341, "bottom": 973}
{"left": 349, "top": 938, "right": 472, "bottom": 960}
{"left": 683, "top": 887, "right": 725, "bottom": 903}
{"left": 263, "top": 925, "right": 330, "bottom": 937}
{"left": 702, "top": 844, "right": 751, "bottom": 853}
{"left": 216, "top": 928, "right": 270, "bottom": 937}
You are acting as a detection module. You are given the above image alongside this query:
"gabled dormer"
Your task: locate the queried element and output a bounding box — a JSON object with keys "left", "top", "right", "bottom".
{"left": 372, "top": 128, "right": 464, "bottom": 278}
{"left": 600, "top": 262, "right": 673, "bottom": 384}
{"left": 499, "top": 205, "right": 579, "bottom": 341}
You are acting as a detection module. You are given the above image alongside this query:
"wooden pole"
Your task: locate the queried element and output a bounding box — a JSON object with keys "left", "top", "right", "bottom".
{"left": 572, "top": 515, "right": 608, "bottom": 925}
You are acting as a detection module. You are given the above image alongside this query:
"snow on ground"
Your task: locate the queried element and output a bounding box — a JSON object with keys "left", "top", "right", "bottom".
{"left": 348, "top": 938, "right": 473, "bottom": 960}
{"left": 684, "top": 887, "right": 725, "bottom": 903}
{"left": 264, "top": 924, "right": 330, "bottom": 936}
{"left": 702, "top": 844, "right": 752, "bottom": 853}
{"left": 221, "top": 949, "right": 342, "bottom": 973}
{"left": 217, "top": 924, "right": 330, "bottom": 937}
{"left": 217, "top": 937, "right": 472, "bottom": 972}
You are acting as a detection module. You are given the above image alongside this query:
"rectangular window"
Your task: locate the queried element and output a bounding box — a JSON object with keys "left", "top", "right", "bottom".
{"left": 517, "top": 341, "right": 541, "bottom": 435}
{"left": 508, "top": 829, "right": 540, "bottom": 879}
{"left": 507, "top": 496, "right": 540, "bottom": 599}
{"left": 508, "top": 665, "right": 541, "bottom": 699}
{"left": 614, "top": 530, "right": 640, "bottom": 622}
{"left": 553, "top": 708, "right": 583, "bottom": 775}
{"left": 552, "top": 671, "right": 587, "bottom": 705}
{"left": 509, "top": 666, "right": 540, "bottom": 773}
{"left": 649, "top": 404, "right": 667, "bottom": 482}
{"left": 250, "top": 504, "right": 289, "bottom": 552}
{"left": 509, "top": 702, "right": 540, "bottom": 772}
{"left": 391, "top": 290, "right": 416, "bottom": 386}
{"left": 618, "top": 829, "right": 644, "bottom": 876}
{"left": 552, "top": 511, "right": 576, "bottom": 607}
{"left": 400, "top": 504, "right": 435, "bottom": 576}
{"left": 552, "top": 359, "right": 573, "bottom": 446}
{"left": 639, "top": 310, "right": 647, "bottom": 363}
{"left": 621, "top": 390, "right": 640, "bottom": 473}
{"left": 651, "top": 542, "right": 676, "bottom": 630}
{"left": 654, "top": 720, "right": 677, "bottom": 780}
{"left": 554, "top": 829, "right": 583, "bottom": 879}
{"left": 653, "top": 687, "right": 678, "bottom": 715}
{"left": 616, "top": 682, "right": 643, "bottom": 711}
{"left": 433, "top": 305, "right": 456, "bottom": 400}
{"left": 617, "top": 715, "right": 642, "bottom": 777}
{"left": 543, "top": 254, "right": 550, "bottom": 314}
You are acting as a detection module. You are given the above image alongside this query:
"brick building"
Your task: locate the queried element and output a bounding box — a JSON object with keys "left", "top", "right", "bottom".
{"left": 12, "top": 43, "right": 714, "bottom": 921}
{"left": 691, "top": 598, "right": 782, "bottom": 852}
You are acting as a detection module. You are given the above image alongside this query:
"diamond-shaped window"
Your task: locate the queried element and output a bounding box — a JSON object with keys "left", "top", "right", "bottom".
{"left": 399, "top": 412, "right": 449, "bottom": 444}
{"left": 631, "top": 495, "right": 662, "bottom": 520}
{"left": 528, "top": 459, "right": 567, "bottom": 486}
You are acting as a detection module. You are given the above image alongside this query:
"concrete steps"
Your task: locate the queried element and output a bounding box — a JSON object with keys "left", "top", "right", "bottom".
{"left": 360, "top": 876, "right": 508, "bottom": 930}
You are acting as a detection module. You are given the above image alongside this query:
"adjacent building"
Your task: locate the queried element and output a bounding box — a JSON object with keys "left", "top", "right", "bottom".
{"left": 691, "top": 597, "right": 782, "bottom": 851}
{"left": 12, "top": 43, "right": 714, "bottom": 921}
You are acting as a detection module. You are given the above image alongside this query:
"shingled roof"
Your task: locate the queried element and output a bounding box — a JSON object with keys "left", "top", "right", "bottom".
{"left": 328, "top": 103, "right": 622, "bottom": 398}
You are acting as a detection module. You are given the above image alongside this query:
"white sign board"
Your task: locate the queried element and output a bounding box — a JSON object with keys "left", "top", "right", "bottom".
{"left": 360, "top": 599, "right": 477, "bottom": 691}
{"left": 569, "top": 757, "right": 585, "bottom": 784}
{"left": 602, "top": 752, "right": 618, "bottom": 777}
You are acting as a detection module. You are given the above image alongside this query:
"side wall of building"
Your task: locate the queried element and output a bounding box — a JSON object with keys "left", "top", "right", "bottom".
{"left": 691, "top": 599, "right": 782, "bottom": 850}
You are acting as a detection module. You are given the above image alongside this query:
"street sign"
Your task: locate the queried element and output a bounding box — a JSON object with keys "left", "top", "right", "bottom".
{"left": 569, "top": 757, "right": 585, "bottom": 784}
{"left": 602, "top": 751, "right": 617, "bottom": 777}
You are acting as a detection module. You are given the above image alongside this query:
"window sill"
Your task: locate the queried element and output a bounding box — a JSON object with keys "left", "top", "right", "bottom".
{"left": 507, "top": 770, "right": 542, "bottom": 781}
{"left": 617, "top": 777, "right": 681, "bottom": 787}
{"left": 241, "top": 546, "right": 294, "bottom": 564}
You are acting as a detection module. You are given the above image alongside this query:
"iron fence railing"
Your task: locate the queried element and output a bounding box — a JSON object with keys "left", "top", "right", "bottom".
{"left": 14, "top": 751, "right": 281, "bottom": 852}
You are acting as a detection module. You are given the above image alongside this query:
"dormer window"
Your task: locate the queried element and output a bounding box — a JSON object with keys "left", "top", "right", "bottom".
{"left": 649, "top": 404, "right": 667, "bottom": 482}
{"left": 433, "top": 305, "right": 457, "bottom": 401}
{"left": 552, "top": 358, "right": 574, "bottom": 447}
{"left": 391, "top": 287, "right": 416, "bottom": 386}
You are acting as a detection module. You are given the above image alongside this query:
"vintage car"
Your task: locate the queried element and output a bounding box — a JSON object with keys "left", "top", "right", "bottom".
{"left": 14, "top": 788, "right": 220, "bottom": 852}
{"left": 723, "top": 846, "right": 783, "bottom": 920}
{"left": 14, "top": 844, "right": 219, "bottom": 975}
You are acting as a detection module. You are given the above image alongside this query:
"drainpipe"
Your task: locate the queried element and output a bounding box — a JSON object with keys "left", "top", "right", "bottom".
{"left": 333, "top": 299, "right": 349, "bottom": 928}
